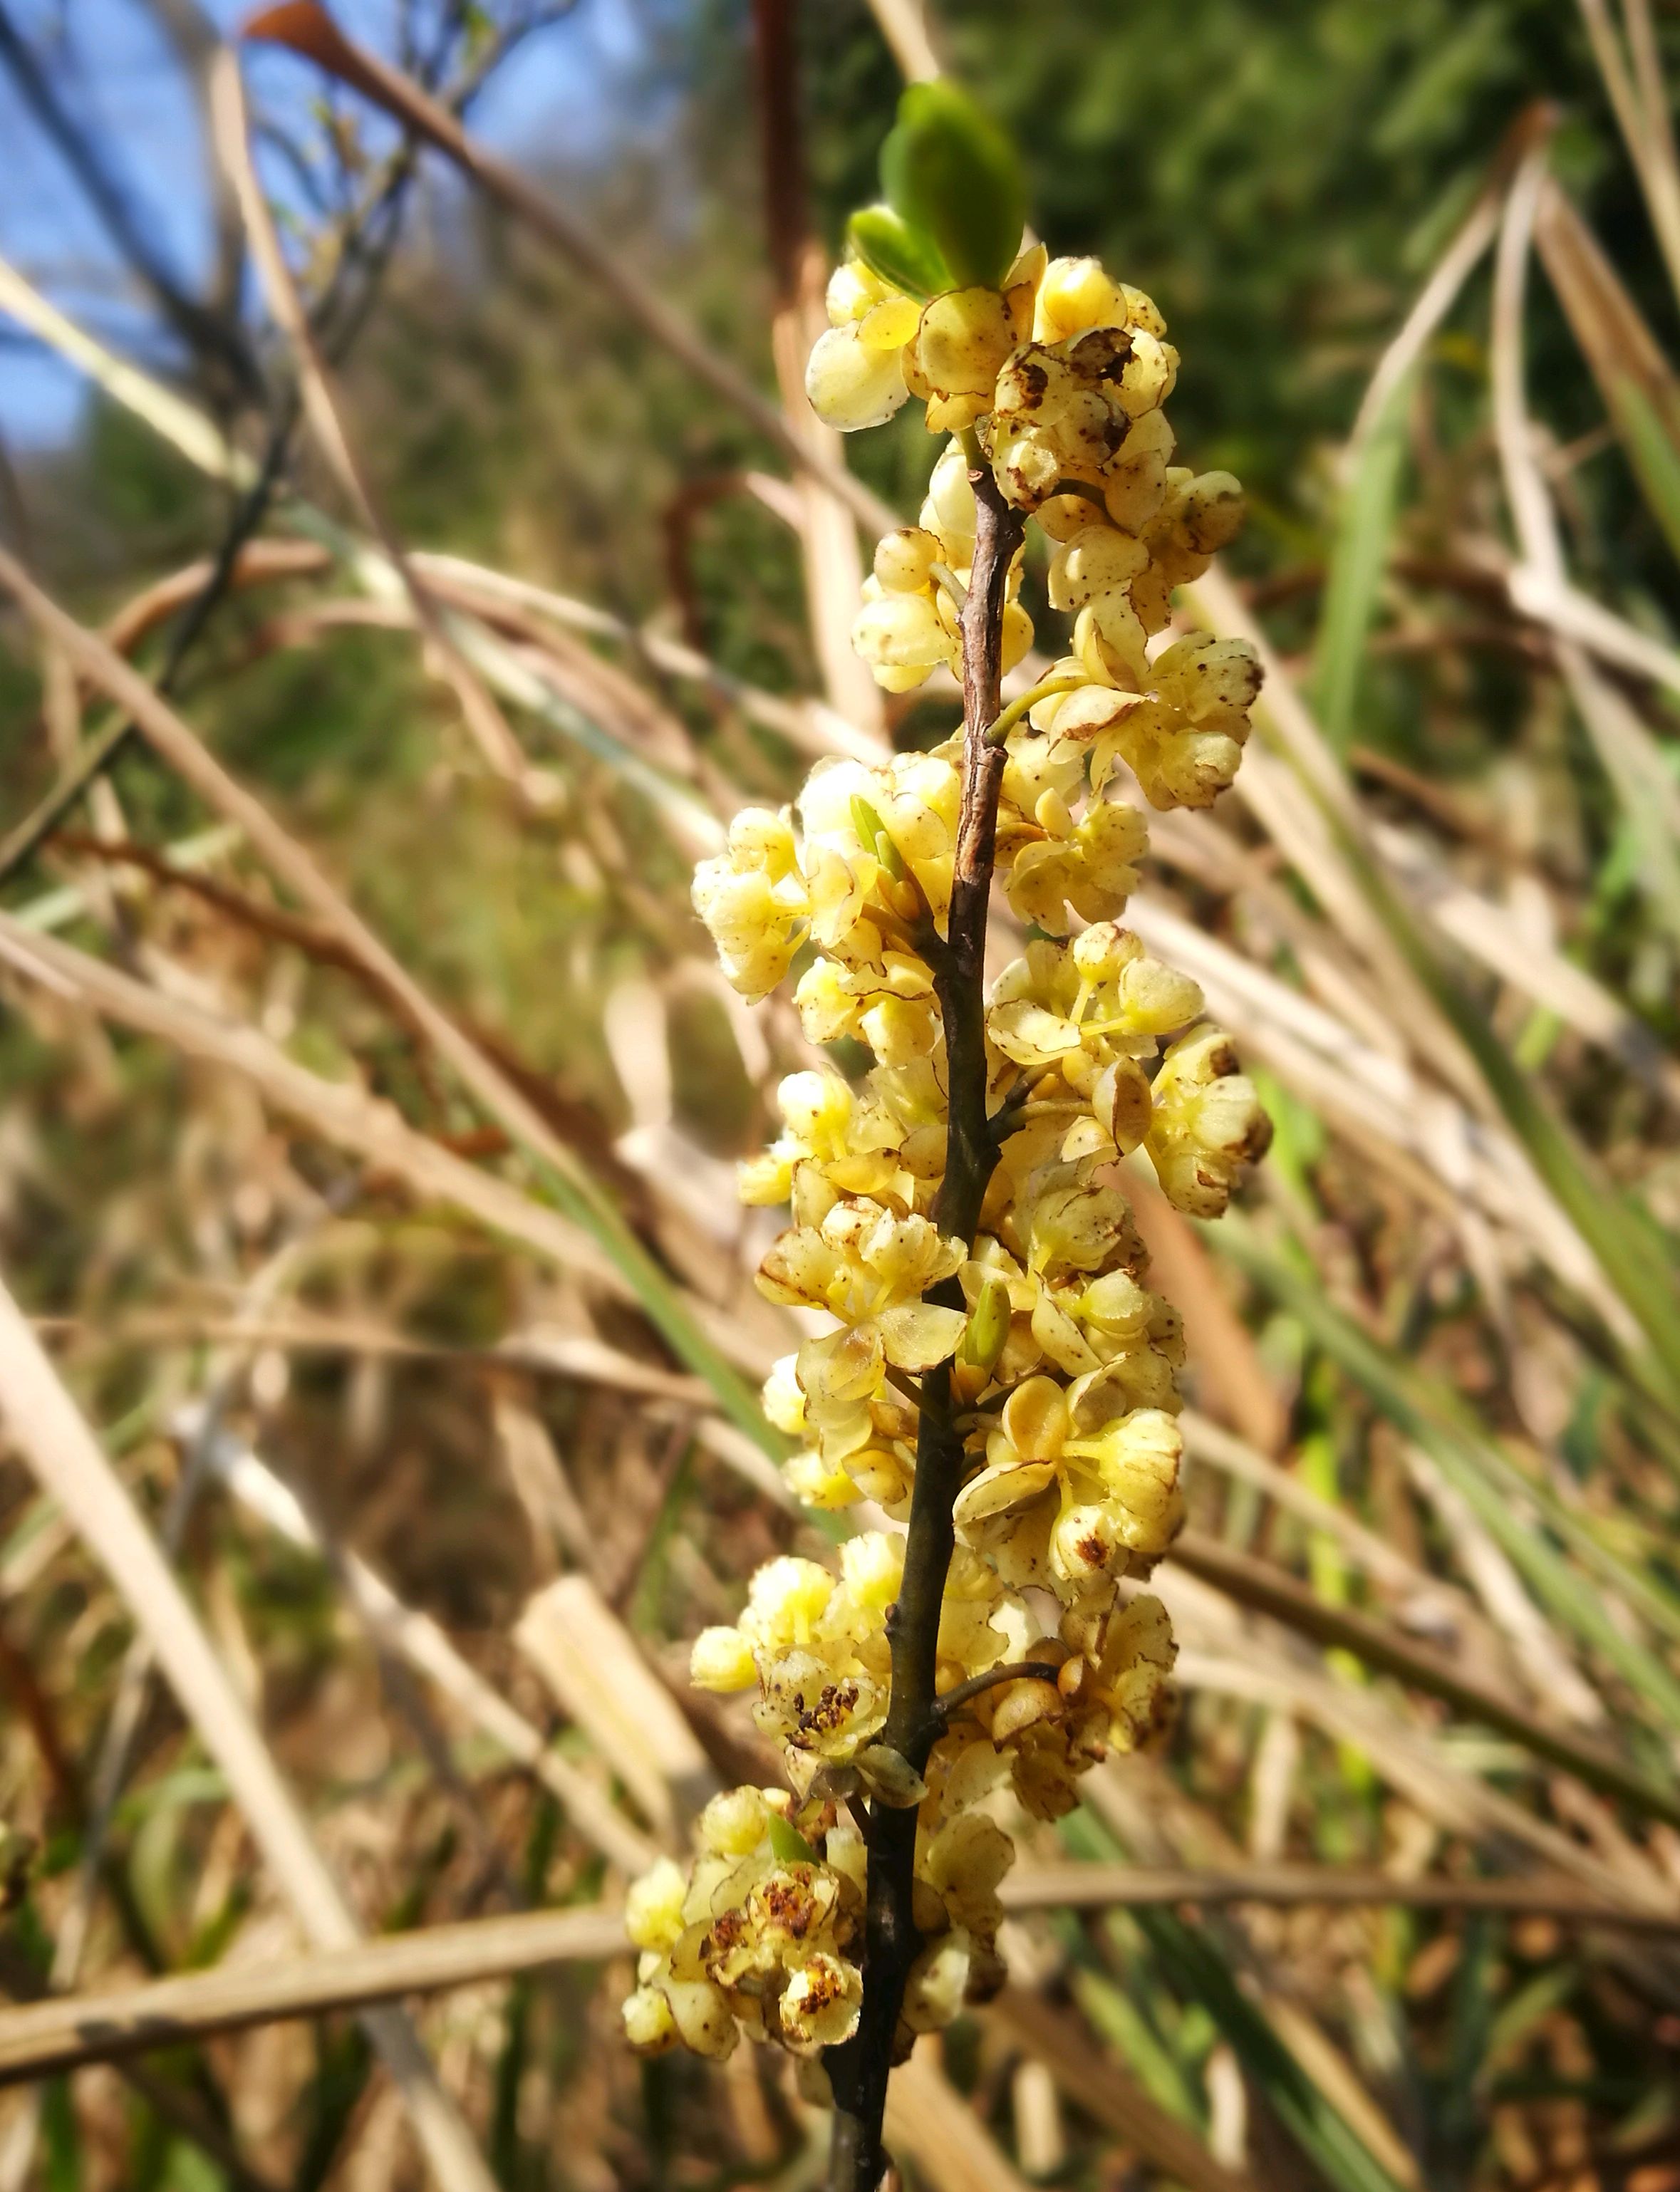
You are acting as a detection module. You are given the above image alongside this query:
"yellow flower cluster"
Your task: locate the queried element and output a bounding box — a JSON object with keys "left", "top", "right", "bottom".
{"left": 622, "top": 1786, "right": 866, "bottom": 2060}
{"left": 631, "top": 237, "right": 1267, "bottom": 2072}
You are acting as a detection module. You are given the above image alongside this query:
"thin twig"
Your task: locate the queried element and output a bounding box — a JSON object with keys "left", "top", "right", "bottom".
{"left": 242, "top": 1, "right": 899, "bottom": 541}
{"left": 0, "top": 403, "right": 299, "bottom": 886}
{"left": 209, "top": 50, "right": 534, "bottom": 791}
{"left": 924, "top": 1661, "right": 1062, "bottom": 1733}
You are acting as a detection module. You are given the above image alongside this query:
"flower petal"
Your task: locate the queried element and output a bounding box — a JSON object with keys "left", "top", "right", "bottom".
{"left": 876, "top": 1300, "right": 969, "bottom": 1370}
{"left": 953, "top": 1460, "right": 1057, "bottom": 1527}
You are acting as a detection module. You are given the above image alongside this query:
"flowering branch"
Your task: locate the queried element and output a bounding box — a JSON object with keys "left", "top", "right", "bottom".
{"left": 622, "top": 77, "right": 1270, "bottom": 2192}
{"left": 824, "top": 458, "right": 1025, "bottom": 2191}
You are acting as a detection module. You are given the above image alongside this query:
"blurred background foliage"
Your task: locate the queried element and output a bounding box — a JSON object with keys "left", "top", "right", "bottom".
{"left": 3, "top": 1, "right": 1680, "bottom": 2188}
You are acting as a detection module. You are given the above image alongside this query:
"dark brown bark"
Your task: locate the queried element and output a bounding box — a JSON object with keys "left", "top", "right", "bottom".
{"left": 824, "top": 458, "right": 1025, "bottom": 2192}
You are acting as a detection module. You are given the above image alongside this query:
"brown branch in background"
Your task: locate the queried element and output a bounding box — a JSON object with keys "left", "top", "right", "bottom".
{"left": 241, "top": 0, "right": 899, "bottom": 541}
{"left": 998, "top": 1861, "right": 1680, "bottom": 1926}
{"left": 0, "top": 1906, "right": 629, "bottom": 2087}
{"left": 2, "top": 1862, "right": 1671, "bottom": 2094}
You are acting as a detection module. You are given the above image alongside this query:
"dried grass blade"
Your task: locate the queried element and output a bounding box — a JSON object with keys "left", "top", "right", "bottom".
{"left": 1212, "top": 1222, "right": 1680, "bottom": 1733}
{"left": 0, "top": 254, "right": 730, "bottom": 852}
{"left": 1000, "top": 1864, "right": 1680, "bottom": 1928}
{"left": 0, "top": 1279, "right": 499, "bottom": 2192}
{"left": 0, "top": 1908, "right": 628, "bottom": 2086}
{"left": 0, "top": 551, "right": 774, "bottom": 1448}
{"left": 988, "top": 1989, "right": 1253, "bottom": 2192}
{"left": 513, "top": 1577, "right": 718, "bottom": 1842}
{"left": 1169, "top": 1530, "right": 1680, "bottom": 1829}
{"left": 883, "top": 2052, "right": 1032, "bottom": 2192}
{"left": 1493, "top": 153, "right": 1680, "bottom": 940}
{"left": 197, "top": 1415, "right": 659, "bottom": 1875}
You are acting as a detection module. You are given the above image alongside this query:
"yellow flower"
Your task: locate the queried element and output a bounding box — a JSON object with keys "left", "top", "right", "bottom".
{"left": 799, "top": 751, "right": 962, "bottom": 934}
{"left": 1032, "top": 255, "right": 1167, "bottom": 346}
{"left": 1146, "top": 1026, "right": 1272, "bottom": 1215}
{"left": 737, "top": 1067, "right": 913, "bottom": 1219}
{"left": 986, "top": 312, "right": 1179, "bottom": 516}
{"left": 1000, "top": 791, "right": 1148, "bottom": 935}
{"left": 691, "top": 808, "right": 808, "bottom": 1000}
{"left": 987, "top": 932, "right": 1203, "bottom": 1087}
{"left": 779, "top": 1951, "right": 864, "bottom": 2052}
{"left": 850, "top": 450, "right": 1035, "bottom": 690}
{"left": 952, "top": 1373, "right": 1183, "bottom": 1604}
{"left": 907, "top": 283, "right": 1032, "bottom": 433}
{"left": 757, "top": 1198, "right": 970, "bottom": 1379}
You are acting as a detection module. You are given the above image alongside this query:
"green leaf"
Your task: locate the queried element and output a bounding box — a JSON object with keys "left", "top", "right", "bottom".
{"left": 879, "top": 80, "right": 1025, "bottom": 291}
{"left": 766, "top": 1813, "right": 820, "bottom": 1866}
{"left": 848, "top": 204, "right": 950, "bottom": 303}
{"left": 1614, "top": 375, "right": 1680, "bottom": 568}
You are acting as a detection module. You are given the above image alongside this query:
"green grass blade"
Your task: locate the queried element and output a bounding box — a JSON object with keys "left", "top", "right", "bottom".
{"left": 1612, "top": 375, "right": 1680, "bottom": 569}
{"left": 1314, "top": 375, "right": 1412, "bottom": 752}
{"left": 1216, "top": 1220, "right": 1680, "bottom": 1740}
{"left": 1136, "top": 1910, "right": 1413, "bottom": 2192}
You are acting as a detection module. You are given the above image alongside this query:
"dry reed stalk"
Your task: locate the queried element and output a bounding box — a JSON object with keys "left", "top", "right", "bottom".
{"left": 986, "top": 1993, "right": 1255, "bottom": 2192}
{"left": 0, "top": 561, "right": 792, "bottom": 1430}
{"left": 883, "top": 2052, "right": 1031, "bottom": 2192}
{"left": 1169, "top": 1532, "right": 1680, "bottom": 1833}
{"left": 863, "top": 0, "right": 941, "bottom": 82}
{"left": 1000, "top": 1864, "right": 1680, "bottom": 1926}
{"left": 513, "top": 1576, "right": 718, "bottom": 1842}
{"left": 0, "top": 1907, "right": 629, "bottom": 2085}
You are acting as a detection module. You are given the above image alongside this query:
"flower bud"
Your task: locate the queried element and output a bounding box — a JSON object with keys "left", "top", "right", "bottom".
{"left": 626, "top": 1858, "right": 690, "bottom": 1952}
{"left": 902, "top": 1931, "right": 973, "bottom": 2032}
{"left": 622, "top": 1985, "right": 678, "bottom": 2052}
{"left": 698, "top": 1786, "right": 770, "bottom": 1858}
{"left": 805, "top": 322, "right": 910, "bottom": 431}
{"left": 690, "top": 1626, "right": 758, "bottom": 1693}
{"left": 959, "top": 1274, "right": 1012, "bottom": 1377}
{"left": 874, "top": 527, "right": 941, "bottom": 593}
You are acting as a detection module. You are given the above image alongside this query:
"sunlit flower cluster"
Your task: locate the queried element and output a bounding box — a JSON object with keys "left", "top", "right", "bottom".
{"left": 633, "top": 227, "right": 1268, "bottom": 2074}
{"left": 623, "top": 1786, "right": 866, "bottom": 2060}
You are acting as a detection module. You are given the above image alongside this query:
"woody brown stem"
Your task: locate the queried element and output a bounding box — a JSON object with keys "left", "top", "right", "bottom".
{"left": 824, "top": 458, "right": 1025, "bottom": 2192}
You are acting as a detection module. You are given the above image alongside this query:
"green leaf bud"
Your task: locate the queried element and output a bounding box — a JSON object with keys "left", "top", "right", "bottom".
{"left": 851, "top": 793, "right": 906, "bottom": 879}
{"left": 765, "top": 1812, "right": 821, "bottom": 1866}
{"left": 878, "top": 80, "right": 1025, "bottom": 292}
{"left": 847, "top": 204, "right": 950, "bottom": 303}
